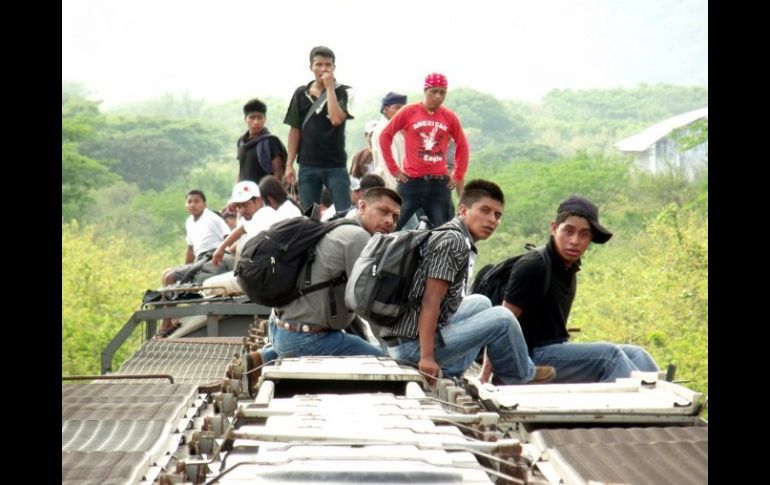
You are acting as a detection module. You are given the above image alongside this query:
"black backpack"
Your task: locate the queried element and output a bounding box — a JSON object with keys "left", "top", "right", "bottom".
{"left": 470, "top": 244, "right": 551, "bottom": 306}
{"left": 235, "top": 216, "right": 358, "bottom": 307}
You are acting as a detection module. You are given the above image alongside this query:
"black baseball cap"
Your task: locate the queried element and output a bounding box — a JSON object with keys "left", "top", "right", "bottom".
{"left": 557, "top": 195, "right": 613, "bottom": 244}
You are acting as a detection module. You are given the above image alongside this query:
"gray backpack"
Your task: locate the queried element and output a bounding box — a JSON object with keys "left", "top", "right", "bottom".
{"left": 344, "top": 227, "right": 455, "bottom": 327}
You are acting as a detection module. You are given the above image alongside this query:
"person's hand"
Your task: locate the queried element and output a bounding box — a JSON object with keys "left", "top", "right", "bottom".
{"left": 284, "top": 165, "right": 296, "bottom": 185}
{"left": 418, "top": 356, "right": 441, "bottom": 383}
{"left": 212, "top": 248, "right": 225, "bottom": 267}
{"left": 479, "top": 354, "right": 493, "bottom": 384}
{"left": 321, "top": 71, "right": 335, "bottom": 90}
{"left": 395, "top": 170, "right": 409, "bottom": 183}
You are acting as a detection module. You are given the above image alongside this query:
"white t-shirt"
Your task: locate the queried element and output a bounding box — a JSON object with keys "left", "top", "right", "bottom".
{"left": 185, "top": 208, "right": 230, "bottom": 257}
{"left": 243, "top": 206, "right": 279, "bottom": 243}
{"left": 276, "top": 199, "right": 302, "bottom": 219}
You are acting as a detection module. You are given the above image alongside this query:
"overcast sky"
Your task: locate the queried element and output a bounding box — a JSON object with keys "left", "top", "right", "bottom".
{"left": 62, "top": 0, "right": 708, "bottom": 108}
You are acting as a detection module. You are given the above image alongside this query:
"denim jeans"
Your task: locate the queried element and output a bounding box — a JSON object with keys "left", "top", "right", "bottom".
{"left": 532, "top": 342, "right": 659, "bottom": 383}
{"left": 271, "top": 323, "right": 385, "bottom": 358}
{"left": 298, "top": 165, "right": 351, "bottom": 212}
{"left": 385, "top": 294, "right": 535, "bottom": 383}
{"left": 395, "top": 177, "right": 453, "bottom": 231}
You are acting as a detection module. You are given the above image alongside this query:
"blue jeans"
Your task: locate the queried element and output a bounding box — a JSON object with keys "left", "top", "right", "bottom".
{"left": 532, "top": 342, "right": 659, "bottom": 383}
{"left": 385, "top": 295, "right": 535, "bottom": 383}
{"left": 298, "top": 165, "right": 351, "bottom": 212}
{"left": 395, "top": 177, "right": 453, "bottom": 231}
{"left": 271, "top": 322, "right": 385, "bottom": 358}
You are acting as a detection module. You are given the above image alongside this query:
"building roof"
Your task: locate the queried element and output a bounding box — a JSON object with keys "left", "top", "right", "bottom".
{"left": 615, "top": 107, "right": 708, "bottom": 152}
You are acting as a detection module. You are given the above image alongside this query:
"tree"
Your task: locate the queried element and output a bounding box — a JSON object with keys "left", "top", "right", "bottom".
{"left": 79, "top": 116, "right": 230, "bottom": 190}
{"left": 62, "top": 84, "right": 118, "bottom": 220}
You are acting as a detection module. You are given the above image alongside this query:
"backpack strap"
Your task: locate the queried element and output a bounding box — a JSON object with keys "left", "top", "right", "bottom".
{"left": 534, "top": 246, "right": 552, "bottom": 299}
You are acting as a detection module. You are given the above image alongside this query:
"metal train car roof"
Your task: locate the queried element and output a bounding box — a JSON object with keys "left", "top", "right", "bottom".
{"left": 62, "top": 294, "right": 707, "bottom": 484}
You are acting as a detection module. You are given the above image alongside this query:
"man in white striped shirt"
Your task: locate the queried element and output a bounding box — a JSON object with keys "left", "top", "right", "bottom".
{"left": 379, "top": 180, "right": 555, "bottom": 384}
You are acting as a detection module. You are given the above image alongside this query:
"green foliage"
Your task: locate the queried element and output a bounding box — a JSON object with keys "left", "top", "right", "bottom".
{"left": 472, "top": 154, "right": 629, "bottom": 259}
{"left": 62, "top": 222, "right": 176, "bottom": 376}
{"left": 62, "top": 144, "right": 119, "bottom": 220}
{"left": 62, "top": 86, "right": 119, "bottom": 220}
{"left": 536, "top": 84, "right": 708, "bottom": 154}
{"left": 571, "top": 203, "right": 708, "bottom": 399}
{"left": 672, "top": 118, "right": 708, "bottom": 151}
{"left": 79, "top": 116, "right": 230, "bottom": 190}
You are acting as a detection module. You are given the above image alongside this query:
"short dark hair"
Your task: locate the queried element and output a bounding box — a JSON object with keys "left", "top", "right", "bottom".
{"left": 459, "top": 180, "right": 504, "bottom": 207}
{"left": 360, "top": 174, "right": 386, "bottom": 192}
{"left": 363, "top": 186, "right": 402, "bottom": 206}
{"left": 309, "top": 45, "right": 335, "bottom": 64}
{"left": 186, "top": 189, "right": 206, "bottom": 203}
{"left": 243, "top": 98, "right": 267, "bottom": 117}
{"left": 258, "top": 175, "right": 288, "bottom": 206}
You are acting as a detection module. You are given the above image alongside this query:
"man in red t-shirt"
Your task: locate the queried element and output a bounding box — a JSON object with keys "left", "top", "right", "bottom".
{"left": 378, "top": 73, "right": 469, "bottom": 230}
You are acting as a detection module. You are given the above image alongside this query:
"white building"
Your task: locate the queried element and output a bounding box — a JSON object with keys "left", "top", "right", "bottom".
{"left": 614, "top": 107, "right": 708, "bottom": 181}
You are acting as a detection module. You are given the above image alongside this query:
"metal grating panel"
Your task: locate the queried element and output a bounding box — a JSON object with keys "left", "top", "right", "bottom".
{"left": 115, "top": 337, "right": 243, "bottom": 385}
{"left": 532, "top": 426, "right": 708, "bottom": 485}
{"left": 62, "top": 450, "right": 149, "bottom": 485}
{"left": 62, "top": 382, "right": 199, "bottom": 484}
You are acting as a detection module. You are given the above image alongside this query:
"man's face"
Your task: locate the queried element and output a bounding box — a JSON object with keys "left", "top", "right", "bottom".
{"left": 459, "top": 196, "right": 503, "bottom": 242}
{"left": 551, "top": 215, "right": 593, "bottom": 266}
{"left": 235, "top": 197, "right": 262, "bottom": 220}
{"left": 245, "top": 112, "right": 266, "bottom": 136}
{"left": 186, "top": 194, "right": 205, "bottom": 217}
{"left": 383, "top": 103, "right": 404, "bottom": 120}
{"left": 358, "top": 196, "right": 401, "bottom": 235}
{"left": 310, "top": 55, "right": 335, "bottom": 82}
{"left": 423, "top": 87, "right": 447, "bottom": 112}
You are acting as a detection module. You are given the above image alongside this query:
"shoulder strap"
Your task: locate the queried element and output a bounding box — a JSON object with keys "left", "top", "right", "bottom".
{"left": 535, "top": 246, "right": 552, "bottom": 298}
{"left": 302, "top": 90, "right": 328, "bottom": 130}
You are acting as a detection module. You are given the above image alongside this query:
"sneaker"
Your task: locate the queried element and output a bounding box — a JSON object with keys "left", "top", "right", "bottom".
{"left": 245, "top": 352, "right": 263, "bottom": 396}
{"left": 530, "top": 366, "right": 556, "bottom": 384}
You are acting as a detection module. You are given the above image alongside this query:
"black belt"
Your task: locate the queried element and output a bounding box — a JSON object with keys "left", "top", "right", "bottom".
{"left": 382, "top": 336, "right": 416, "bottom": 347}
{"left": 407, "top": 175, "right": 450, "bottom": 182}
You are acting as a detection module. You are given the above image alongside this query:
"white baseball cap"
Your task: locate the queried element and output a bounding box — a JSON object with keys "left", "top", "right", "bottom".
{"left": 230, "top": 180, "right": 260, "bottom": 204}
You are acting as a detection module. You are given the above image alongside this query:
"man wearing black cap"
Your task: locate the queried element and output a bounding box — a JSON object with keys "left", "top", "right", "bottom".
{"left": 370, "top": 91, "right": 407, "bottom": 189}
{"left": 482, "top": 195, "right": 659, "bottom": 384}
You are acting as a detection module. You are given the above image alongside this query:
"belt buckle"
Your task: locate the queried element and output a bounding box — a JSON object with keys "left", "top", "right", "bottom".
{"left": 301, "top": 324, "right": 310, "bottom": 333}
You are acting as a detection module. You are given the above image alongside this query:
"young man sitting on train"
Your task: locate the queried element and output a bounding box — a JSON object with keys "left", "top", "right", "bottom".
{"left": 481, "top": 195, "right": 659, "bottom": 384}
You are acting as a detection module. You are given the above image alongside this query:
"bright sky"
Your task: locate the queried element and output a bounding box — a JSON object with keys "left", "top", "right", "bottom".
{"left": 62, "top": 0, "right": 708, "bottom": 108}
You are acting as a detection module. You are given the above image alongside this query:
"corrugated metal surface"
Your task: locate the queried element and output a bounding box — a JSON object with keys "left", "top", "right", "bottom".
{"left": 62, "top": 382, "right": 198, "bottom": 483}
{"left": 115, "top": 337, "right": 242, "bottom": 385}
{"left": 62, "top": 450, "right": 149, "bottom": 485}
{"left": 533, "top": 426, "right": 708, "bottom": 485}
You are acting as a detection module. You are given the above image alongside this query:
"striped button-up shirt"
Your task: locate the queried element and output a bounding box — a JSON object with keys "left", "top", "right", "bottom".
{"left": 381, "top": 217, "right": 476, "bottom": 338}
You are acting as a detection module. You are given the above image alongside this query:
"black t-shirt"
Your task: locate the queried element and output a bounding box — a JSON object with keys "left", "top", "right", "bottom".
{"left": 503, "top": 238, "right": 579, "bottom": 353}
{"left": 284, "top": 82, "right": 353, "bottom": 168}
{"left": 237, "top": 131, "right": 285, "bottom": 183}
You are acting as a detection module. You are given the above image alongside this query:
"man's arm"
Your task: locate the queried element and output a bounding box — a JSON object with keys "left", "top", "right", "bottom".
{"left": 284, "top": 127, "right": 301, "bottom": 185}
{"left": 322, "top": 73, "right": 347, "bottom": 126}
{"left": 184, "top": 246, "right": 195, "bottom": 264}
{"left": 379, "top": 111, "right": 408, "bottom": 182}
{"left": 271, "top": 155, "right": 284, "bottom": 182}
{"left": 212, "top": 226, "right": 246, "bottom": 266}
{"left": 417, "top": 277, "right": 451, "bottom": 382}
